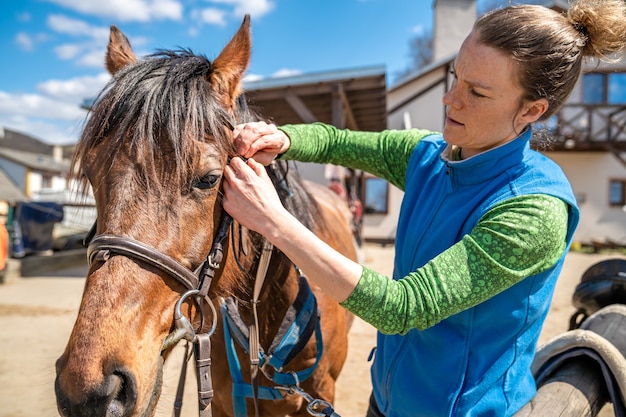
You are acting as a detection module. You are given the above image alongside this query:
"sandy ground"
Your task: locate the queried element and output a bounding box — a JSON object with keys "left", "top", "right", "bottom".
{"left": 0, "top": 245, "right": 622, "bottom": 417}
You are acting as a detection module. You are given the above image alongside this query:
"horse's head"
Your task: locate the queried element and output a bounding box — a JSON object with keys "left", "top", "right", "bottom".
{"left": 56, "top": 17, "right": 252, "bottom": 417}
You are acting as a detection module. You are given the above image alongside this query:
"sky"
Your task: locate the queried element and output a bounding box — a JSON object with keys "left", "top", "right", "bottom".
{"left": 0, "top": 0, "right": 443, "bottom": 146}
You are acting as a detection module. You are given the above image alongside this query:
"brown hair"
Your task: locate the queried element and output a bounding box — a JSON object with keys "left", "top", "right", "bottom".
{"left": 474, "top": 0, "right": 626, "bottom": 120}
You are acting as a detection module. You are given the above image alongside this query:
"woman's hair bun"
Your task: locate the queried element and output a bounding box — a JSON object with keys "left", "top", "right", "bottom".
{"left": 567, "top": 0, "right": 626, "bottom": 59}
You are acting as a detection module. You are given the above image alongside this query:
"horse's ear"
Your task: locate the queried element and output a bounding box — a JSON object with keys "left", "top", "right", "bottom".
{"left": 211, "top": 15, "right": 251, "bottom": 108}
{"left": 106, "top": 25, "right": 137, "bottom": 75}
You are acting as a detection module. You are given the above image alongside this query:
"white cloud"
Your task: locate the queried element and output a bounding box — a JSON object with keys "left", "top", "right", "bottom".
{"left": 45, "top": 16, "right": 113, "bottom": 68}
{"left": 43, "top": 0, "right": 183, "bottom": 22}
{"left": 54, "top": 43, "right": 82, "bottom": 60}
{"left": 0, "top": 73, "right": 112, "bottom": 144}
{"left": 15, "top": 32, "right": 50, "bottom": 52}
{"left": 77, "top": 48, "right": 108, "bottom": 68}
{"left": 17, "top": 12, "right": 31, "bottom": 22}
{"left": 37, "top": 73, "right": 111, "bottom": 104}
{"left": 243, "top": 73, "right": 263, "bottom": 83}
{"left": 272, "top": 68, "right": 302, "bottom": 78}
{"left": 47, "top": 15, "right": 110, "bottom": 42}
{"left": 0, "top": 94, "right": 76, "bottom": 121}
{"left": 199, "top": 8, "right": 228, "bottom": 26}
{"left": 411, "top": 24, "right": 426, "bottom": 35}
{"left": 0, "top": 91, "right": 85, "bottom": 131}
{"left": 15, "top": 32, "right": 34, "bottom": 51}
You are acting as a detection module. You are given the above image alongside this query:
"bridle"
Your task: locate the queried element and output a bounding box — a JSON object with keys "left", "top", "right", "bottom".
{"left": 81, "top": 99, "right": 253, "bottom": 416}
{"left": 81, "top": 99, "right": 340, "bottom": 416}
{"left": 85, "top": 208, "right": 235, "bottom": 417}
{"left": 84, "top": 167, "right": 341, "bottom": 417}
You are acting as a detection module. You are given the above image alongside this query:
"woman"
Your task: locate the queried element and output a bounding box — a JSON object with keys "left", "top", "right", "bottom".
{"left": 223, "top": 1, "right": 626, "bottom": 415}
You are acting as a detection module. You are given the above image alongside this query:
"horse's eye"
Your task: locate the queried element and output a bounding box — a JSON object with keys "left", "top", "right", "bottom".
{"left": 193, "top": 173, "right": 221, "bottom": 190}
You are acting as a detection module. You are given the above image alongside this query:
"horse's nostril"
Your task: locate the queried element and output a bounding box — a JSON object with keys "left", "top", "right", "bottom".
{"left": 110, "top": 369, "right": 138, "bottom": 417}
{"left": 104, "top": 370, "right": 136, "bottom": 417}
{"left": 55, "top": 368, "right": 138, "bottom": 417}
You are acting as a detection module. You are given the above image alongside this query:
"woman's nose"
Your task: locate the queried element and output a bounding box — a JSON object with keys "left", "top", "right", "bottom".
{"left": 442, "top": 87, "right": 459, "bottom": 108}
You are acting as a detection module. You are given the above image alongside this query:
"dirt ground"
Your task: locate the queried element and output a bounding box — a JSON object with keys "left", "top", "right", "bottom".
{"left": 0, "top": 245, "right": 621, "bottom": 417}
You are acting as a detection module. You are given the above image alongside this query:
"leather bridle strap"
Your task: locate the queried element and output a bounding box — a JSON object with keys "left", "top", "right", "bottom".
{"left": 249, "top": 239, "right": 274, "bottom": 417}
{"left": 87, "top": 234, "right": 200, "bottom": 291}
{"left": 87, "top": 232, "right": 220, "bottom": 417}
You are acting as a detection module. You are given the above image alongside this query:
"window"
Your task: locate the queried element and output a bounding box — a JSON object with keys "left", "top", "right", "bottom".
{"left": 364, "top": 177, "right": 389, "bottom": 214}
{"left": 583, "top": 72, "right": 626, "bottom": 104}
{"left": 609, "top": 179, "right": 626, "bottom": 206}
{"left": 609, "top": 73, "right": 626, "bottom": 103}
{"left": 42, "top": 175, "right": 52, "bottom": 189}
{"left": 583, "top": 73, "right": 604, "bottom": 104}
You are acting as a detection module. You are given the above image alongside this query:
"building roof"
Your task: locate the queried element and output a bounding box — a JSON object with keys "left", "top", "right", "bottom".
{"left": 0, "top": 168, "right": 26, "bottom": 202}
{"left": 0, "top": 148, "right": 70, "bottom": 174}
{"left": 0, "top": 127, "right": 75, "bottom": 159}
{"left": 0, "top": 127, "right": 52, "bottom": 154}
{"left": 243, "top": 65, "right": 387, "bottom": 131}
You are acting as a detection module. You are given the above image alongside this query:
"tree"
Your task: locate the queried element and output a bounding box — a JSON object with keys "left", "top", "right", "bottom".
{"left": 394, "top": 30, "right": 433, "bottom": 82}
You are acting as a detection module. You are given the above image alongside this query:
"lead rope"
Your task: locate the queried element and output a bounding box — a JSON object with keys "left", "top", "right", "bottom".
{"left": 249, "top": 239, "right": 274, "bottom": 417}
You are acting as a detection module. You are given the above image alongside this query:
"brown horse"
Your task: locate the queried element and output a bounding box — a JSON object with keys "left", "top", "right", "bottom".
{"left": 55, "top": 16, "right": 358, "bottom": 417}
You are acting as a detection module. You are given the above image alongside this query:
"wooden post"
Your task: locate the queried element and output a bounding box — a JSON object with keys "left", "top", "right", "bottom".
{"left": 514, "top": 357, "right": 610, "bottom": 417}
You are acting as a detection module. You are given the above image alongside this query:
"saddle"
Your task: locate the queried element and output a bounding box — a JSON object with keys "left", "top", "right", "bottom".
{"left": 532, "top": 258, "right": 626, "bottom": 417}
{"left": 569, "top": 258, "right": 626, "bottom": 329}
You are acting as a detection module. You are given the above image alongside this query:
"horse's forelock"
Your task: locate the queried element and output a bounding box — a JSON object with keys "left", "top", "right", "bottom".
{"left": 71, "top": 49, "right": 237, "bottom": 194}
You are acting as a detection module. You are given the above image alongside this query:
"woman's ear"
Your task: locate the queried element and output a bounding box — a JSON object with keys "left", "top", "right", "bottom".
{"left": 519, "top": 98, "right": 549, "bottom": 124}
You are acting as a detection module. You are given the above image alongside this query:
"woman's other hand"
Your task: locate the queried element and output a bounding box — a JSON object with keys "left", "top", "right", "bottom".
{"left": 233, "top": 121, "right": 291, "bottom": 165}
{"left": 223, "top": 157, "right": 287, "bottom": 235}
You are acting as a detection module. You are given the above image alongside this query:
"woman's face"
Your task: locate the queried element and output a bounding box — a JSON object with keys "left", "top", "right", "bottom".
{"left": 442, "top": 31, "right": 544, "bottom": 158}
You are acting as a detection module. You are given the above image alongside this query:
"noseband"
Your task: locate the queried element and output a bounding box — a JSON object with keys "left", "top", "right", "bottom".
{"left": 87, "top": 210, "right": 232, "bottom": 297}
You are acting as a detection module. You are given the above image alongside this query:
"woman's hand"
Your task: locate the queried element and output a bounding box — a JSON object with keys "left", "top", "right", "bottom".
{"left": 233, "top": 121, "right": 291, "bottom": 165}
{"left": 222, "top": 157, "right": 287, "bottom": 235}
{"left": 223, "top": 157, "right": 362, "bottom": 304}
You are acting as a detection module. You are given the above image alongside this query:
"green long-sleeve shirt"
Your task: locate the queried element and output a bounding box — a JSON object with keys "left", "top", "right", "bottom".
{"left": 280, "top": 123, "right": 569, "bottom": 334}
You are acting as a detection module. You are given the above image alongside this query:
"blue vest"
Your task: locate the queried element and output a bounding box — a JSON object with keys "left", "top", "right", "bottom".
{"left": 371, "top": 129, "right": 580, "bottom": 417}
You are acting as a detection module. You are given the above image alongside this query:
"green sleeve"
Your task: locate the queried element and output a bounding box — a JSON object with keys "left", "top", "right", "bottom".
{"left": 340, "top": 194, "right": 570, "bottom": 334}
{"left": 279, "top": 123, "right": 435, "bottom": 190}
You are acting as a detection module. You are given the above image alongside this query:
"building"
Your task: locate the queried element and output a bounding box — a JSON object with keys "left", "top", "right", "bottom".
{"left": 71, "top": 0, "right": 626, "bottom": 246}
{"left": 0, "top": 127, "right": 73, "bottom": 214}
{"left": 388, "top": 0, "right": 626, "bottom": 246}
{"left": 244, "top": 66, "right": 389, "bottom": 243}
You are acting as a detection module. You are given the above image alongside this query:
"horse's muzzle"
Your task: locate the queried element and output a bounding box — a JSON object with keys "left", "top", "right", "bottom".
{"left": 55, "top": 362, "right": 139, "bottom": 417}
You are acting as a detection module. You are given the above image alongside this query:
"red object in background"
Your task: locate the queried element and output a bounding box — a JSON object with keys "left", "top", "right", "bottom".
{"left": 0, "top": 222, "right": 7, "bottom": 271}
{"left": 328, "top": 179, "right": 347, "bottom": 200}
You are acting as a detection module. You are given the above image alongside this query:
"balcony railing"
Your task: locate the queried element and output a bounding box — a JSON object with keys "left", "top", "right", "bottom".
{"left": 536, "top": 103, "right": 626, "bottom": 151}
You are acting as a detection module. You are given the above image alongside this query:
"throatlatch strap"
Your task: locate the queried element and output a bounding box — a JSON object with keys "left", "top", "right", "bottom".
{"left": 249, "top": 239, "right": 274, "bottom": 417}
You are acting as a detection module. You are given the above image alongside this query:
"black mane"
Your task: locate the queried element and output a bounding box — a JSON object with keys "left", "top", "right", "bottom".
{"left": 71, "top": 49, "right": 236, "bottom": 190}
{"left": 71, "top": 48, "right": 322, "bottom": 231}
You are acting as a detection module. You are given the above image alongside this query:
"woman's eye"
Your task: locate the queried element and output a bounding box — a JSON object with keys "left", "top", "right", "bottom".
{"left": 192, "top": 174, "right": 221, "bottom": 190}
{"left": 470, "top": 89, "right": 485, "bottom": 98}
